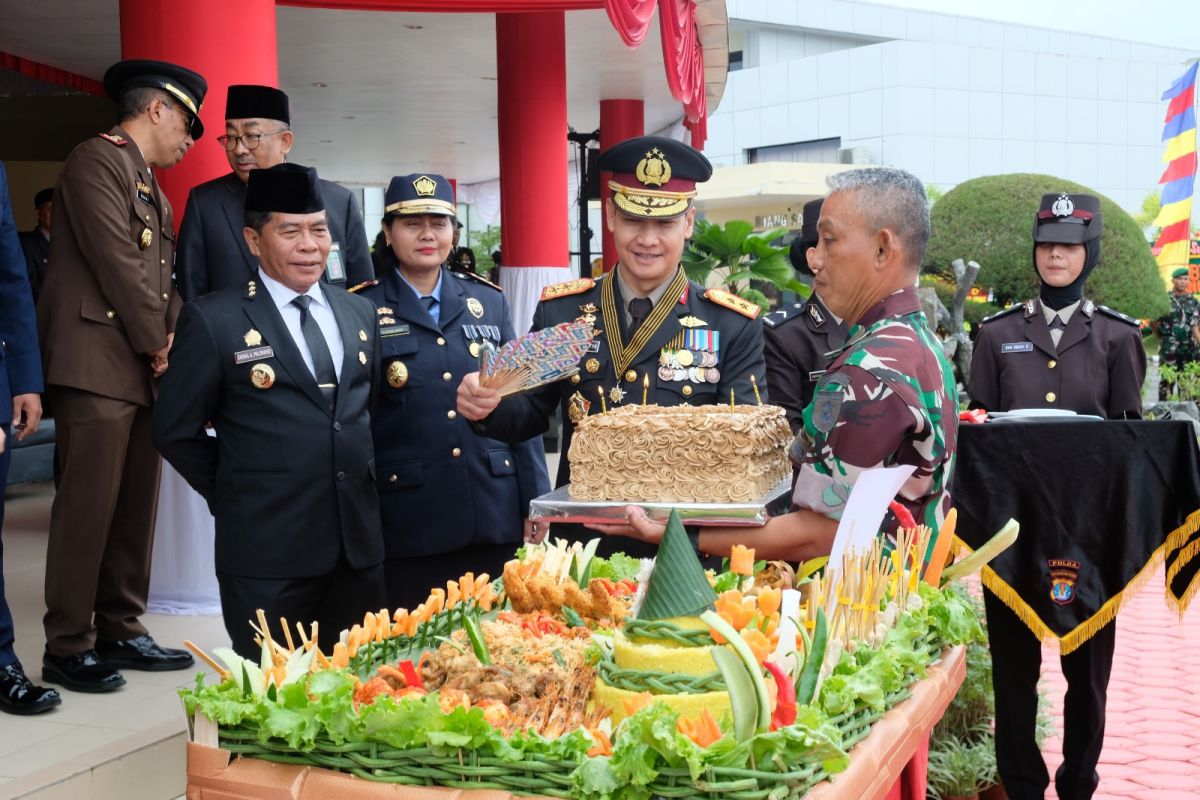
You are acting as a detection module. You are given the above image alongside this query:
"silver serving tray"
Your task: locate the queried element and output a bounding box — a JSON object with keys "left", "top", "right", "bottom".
{"left": 528, "top": 478, "right": 793, "bottom": 527}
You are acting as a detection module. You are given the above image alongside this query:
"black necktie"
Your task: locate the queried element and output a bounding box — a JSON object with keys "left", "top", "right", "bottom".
{"left": 291, "top": 295, "right": 338, "bottom": 412}
{"left": 629, "top": 297, "right": 653, "bottom": 333}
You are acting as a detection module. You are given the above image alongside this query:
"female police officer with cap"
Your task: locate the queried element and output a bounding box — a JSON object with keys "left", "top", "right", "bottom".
{"left": 354, "top": 175, "right": 549, "bottom": 610}
{"left": 968, "top": 192, "right": 1146, "bottom": 800}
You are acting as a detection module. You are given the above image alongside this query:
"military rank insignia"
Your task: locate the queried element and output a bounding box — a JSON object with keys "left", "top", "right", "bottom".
{"left": 540, "top": 278, "right": 594, "bottom": 301}
{"left": 704, "top": 287, "right": 760, "bottom": 319}
{"left": 1048, "top": 559, "right": 1080, "bottom": 606}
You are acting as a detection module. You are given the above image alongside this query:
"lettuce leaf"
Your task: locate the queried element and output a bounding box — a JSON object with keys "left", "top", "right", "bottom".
{"left": 589, "top": 552, "right": 644, "bottom": 583}
{"left": 748, "top": 704, "right": 848, "bottom": 775}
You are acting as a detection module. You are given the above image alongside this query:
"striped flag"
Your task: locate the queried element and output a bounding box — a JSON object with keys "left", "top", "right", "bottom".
{"left": 1153, "top": 62, "right": 1198, "bottom": 282}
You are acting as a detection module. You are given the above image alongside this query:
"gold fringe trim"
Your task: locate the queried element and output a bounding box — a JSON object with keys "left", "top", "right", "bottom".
{"left": 951, "top": 528, "right": 1187, "bottom": 656}
{"left": 1163, "top": 509, "right": 1200, "bottom": 618}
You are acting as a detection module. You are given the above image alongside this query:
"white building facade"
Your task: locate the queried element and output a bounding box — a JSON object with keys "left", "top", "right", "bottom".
{"left": 703, "top": 0, "right": 1195, "bottom": 214}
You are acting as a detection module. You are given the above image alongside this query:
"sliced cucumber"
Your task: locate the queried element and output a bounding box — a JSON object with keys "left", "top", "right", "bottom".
{"left": 710, "top": 646, "right": 758, "bottom": 741}
{"left": 700, "top": 610, "right": 770, "bottom": 733}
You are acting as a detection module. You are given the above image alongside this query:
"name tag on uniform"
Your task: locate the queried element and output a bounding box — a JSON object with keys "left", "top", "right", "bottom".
{"left": 235, "top": 345, "right": 275, "bottom": 364}
{"left": 381, "top": 324, "right": 410, "bottom": 337}
{"left": 324, "top": 243, "right": 345, "bottom": 282}
{"left": 1001, "top": 342, "right": 1033, "bottom": 353}
{"left": 808, "top": 370, "right": 826, "bottom": 382}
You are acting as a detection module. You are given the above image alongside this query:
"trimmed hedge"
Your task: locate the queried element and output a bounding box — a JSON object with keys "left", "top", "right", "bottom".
{"left": 925, "top": 174, "right": 1168, "bottom": 320}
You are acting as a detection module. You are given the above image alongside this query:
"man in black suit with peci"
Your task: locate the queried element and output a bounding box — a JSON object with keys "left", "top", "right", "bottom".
{"left": 154, "top": 163, "right": 385, "bottom": 658}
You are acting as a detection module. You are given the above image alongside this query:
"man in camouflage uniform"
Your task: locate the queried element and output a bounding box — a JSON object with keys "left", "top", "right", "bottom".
{"left": 589, "top": 167, "right": 957, "bottom": 561}
{"left": 1156, "top": 266, "right": 1200, "bottom": 400}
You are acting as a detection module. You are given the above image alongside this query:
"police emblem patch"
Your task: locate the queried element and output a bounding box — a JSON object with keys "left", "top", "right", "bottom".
{"left": 1048, "top": 558, "right": 1081, "bottom": 606}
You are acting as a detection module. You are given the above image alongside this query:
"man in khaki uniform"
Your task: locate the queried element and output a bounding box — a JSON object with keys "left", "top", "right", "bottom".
{"left": 36, "top": 59, "right": 206, "bottom": 692}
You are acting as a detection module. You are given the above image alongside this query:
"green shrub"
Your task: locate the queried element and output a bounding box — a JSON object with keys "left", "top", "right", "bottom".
{"left": 925, "top": 174, "right": 1169, "bottom": 321}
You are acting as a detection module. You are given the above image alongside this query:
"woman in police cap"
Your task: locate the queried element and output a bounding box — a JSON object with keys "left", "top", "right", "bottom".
{"left": 968, "top": 192, "right": 1146, "bottom": 800}
{"left": 354, "top": 174, "right": 549, "bottom": 611}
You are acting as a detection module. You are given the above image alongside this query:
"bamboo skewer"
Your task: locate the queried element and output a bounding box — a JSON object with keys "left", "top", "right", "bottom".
{"left": 184, "top": 640, "right": 229, "bottom": 679}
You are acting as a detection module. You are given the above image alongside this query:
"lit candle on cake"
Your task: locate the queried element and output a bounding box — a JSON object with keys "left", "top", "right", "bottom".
{"left": 642, "top": 374, "right": 649, "bottom": 405}
{"left": 597, "top": 386, "right": 607, "bottom": 414}
{"left": 750, "top": 374, "right": 762, "bottom": 405}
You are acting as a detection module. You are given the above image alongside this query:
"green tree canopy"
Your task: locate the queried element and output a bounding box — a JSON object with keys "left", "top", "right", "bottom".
{"left": 925, "top": 173, "right": 1168, "bottom": 320}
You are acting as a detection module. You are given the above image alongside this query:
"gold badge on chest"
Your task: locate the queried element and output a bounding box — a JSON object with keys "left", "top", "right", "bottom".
{"left": 139, "top": 227, "right": 153, "bottom": 250}
{"left": 387, "top": 360, "right": 409, "bottom": 389}
{"left": 250, "top": 363, "right": 275, "bottom": 390}
{"left": 244, "top": 329, "right": 263, "bottom": 347}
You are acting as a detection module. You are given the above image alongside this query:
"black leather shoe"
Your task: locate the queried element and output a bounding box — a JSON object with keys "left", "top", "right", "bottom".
{"left": 0, "top": 662, "right": 62, "bottom": 714}
{"left": 95, "top": 634, "right": 194, "bottom": 672}
{"left": 42, "top": 650, "right": 126, "bottom": 693}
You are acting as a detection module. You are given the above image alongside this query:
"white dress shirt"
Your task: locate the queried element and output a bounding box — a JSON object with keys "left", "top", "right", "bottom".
{"left": 1042, "top": 299, "right": 1081, "bottom": 349}
{"left": 258, "top": 269, "right": 344, "bottom": 380}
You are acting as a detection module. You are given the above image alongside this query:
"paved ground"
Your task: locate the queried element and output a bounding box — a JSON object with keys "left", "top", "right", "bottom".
{"left": 1038, "top": 564, "right": 1200, "bottom": 800}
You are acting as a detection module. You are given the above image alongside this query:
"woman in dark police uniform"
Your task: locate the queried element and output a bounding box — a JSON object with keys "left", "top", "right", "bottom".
{"left": 354, "top": 175, "right": 549, "bottom": 610}
{"left": 968, "top": 192, "right": 1146, "bottom": 800}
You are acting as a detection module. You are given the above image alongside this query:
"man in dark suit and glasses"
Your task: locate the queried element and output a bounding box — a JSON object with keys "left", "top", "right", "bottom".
{"left": 154, "top": 163, "right": 386, "bottom": 658}
{"left": 175, "top": 85, "right": 372, "bottom": 301}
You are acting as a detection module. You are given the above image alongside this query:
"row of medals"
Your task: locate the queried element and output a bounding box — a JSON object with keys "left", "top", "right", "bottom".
{"left": 658, "top": 347, "right": 720, "bottom": 384}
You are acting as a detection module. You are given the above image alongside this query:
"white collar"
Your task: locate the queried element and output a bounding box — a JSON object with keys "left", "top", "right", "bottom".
{"left": 258, "top": 268, "right": 327, "bottom": 310}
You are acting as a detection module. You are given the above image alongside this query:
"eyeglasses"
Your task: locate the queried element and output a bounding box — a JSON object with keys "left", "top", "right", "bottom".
{"left": 216, "top": 130, "right": 288, "bottom": 152}
{"left": 162, "top": 100, "right": 199, "bottom": 137}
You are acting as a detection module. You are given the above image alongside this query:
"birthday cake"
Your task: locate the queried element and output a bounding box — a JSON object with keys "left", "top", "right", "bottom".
{"left": 567, "top": 404, "right": 791, "bottom": 502}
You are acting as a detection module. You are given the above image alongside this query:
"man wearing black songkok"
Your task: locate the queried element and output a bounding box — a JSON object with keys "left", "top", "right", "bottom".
{"left": 155, "top": 163, "right": 386, "bottom": 658}
{"left": 175, "top": 84, "right": 373, "bottom": 300}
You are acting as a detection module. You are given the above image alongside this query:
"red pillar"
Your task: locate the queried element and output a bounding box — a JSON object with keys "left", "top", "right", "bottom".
{"left": 495, "top": 11, "right": 569, "bottom": 270}
{"left": 599, "top": 99, "right": 644, "bottom": 272}
{"left": 118, "top": 0, "right": 277, "bottom": 225}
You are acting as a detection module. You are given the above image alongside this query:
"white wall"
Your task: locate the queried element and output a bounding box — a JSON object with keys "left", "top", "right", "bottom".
{"left": 709, "top": 0, "right": 1193, "bottom": 213}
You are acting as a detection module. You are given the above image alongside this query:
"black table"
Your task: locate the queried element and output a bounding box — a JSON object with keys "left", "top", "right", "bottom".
{"left": 952, "top": 419, "right": 1200, "bottom": 652}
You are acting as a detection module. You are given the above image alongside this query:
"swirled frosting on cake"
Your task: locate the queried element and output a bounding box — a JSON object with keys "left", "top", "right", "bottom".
{"left": 568, "top": 404, "right": 791, "bottom": 502}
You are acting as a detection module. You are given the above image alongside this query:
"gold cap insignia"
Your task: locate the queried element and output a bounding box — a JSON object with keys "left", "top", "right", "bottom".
{"left": 635, "top": 148, "right": 672, "bottom": 187}
{"left": 412, "top": 175, "right": 437, "bottom": 196}
{"left": 387, "top": 360, "right": 409, "bottom": 389}
{"left": 250, "top": 363, "right": 275, "bottom": 390}
{"left": 244, "top": 329, "right": 263, "bottom": 347}
{"left": 466, "top": 298, "right": 485, "bottom": 319}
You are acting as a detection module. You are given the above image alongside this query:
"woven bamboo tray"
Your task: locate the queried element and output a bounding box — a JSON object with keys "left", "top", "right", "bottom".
{"left": 186, "top": 645, "right": 963, "bottom": 800}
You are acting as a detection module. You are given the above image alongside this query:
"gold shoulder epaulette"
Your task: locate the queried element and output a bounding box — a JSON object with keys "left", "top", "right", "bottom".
{"left": 704, "top": 287, "right": 760, "bottom": 319}
{"left": 458, "top": 271, "right": 502, "bottom": 292}
{"left": 540, "top": 277, "right": 595, "bottom": 302}
{"left": 98, "top": 132, "right": 127, "bottom": 147}
{"left": 347, "top": 279, "right": 379, "bottom": 294}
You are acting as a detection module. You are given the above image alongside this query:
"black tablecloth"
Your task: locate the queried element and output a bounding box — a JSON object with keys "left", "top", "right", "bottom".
{"left": 953, "top": 419, "right": 1200, "bottom": 653}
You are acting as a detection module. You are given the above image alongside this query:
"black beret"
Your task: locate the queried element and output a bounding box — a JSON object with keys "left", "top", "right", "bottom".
{"left": 226, "top": 85, "right": 290, "bottom": 125}
{"left": 245, "top": 163, "right": 325, "bottom": 215}
{"left": 788, "top": 198, "right": 824, "bottom": 276}
{"left": 597, "top": 135, "right": 712, "bottom": 218}
{"left": 1033, "top": 192, "right": 1103, "bottom": 245}
{"left": 103, "top": 59, "right": 207, "bottom": 139}
{"left": 33, "top": 188, "right": 53, "bottom": 208}
{"left": 384, "top": 174, "right": 456, "bottom": 217}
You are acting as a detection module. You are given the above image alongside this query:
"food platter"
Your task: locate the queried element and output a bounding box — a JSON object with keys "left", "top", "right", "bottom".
{"left": 528, "top": 478, "right": 793, "bottom": 526}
